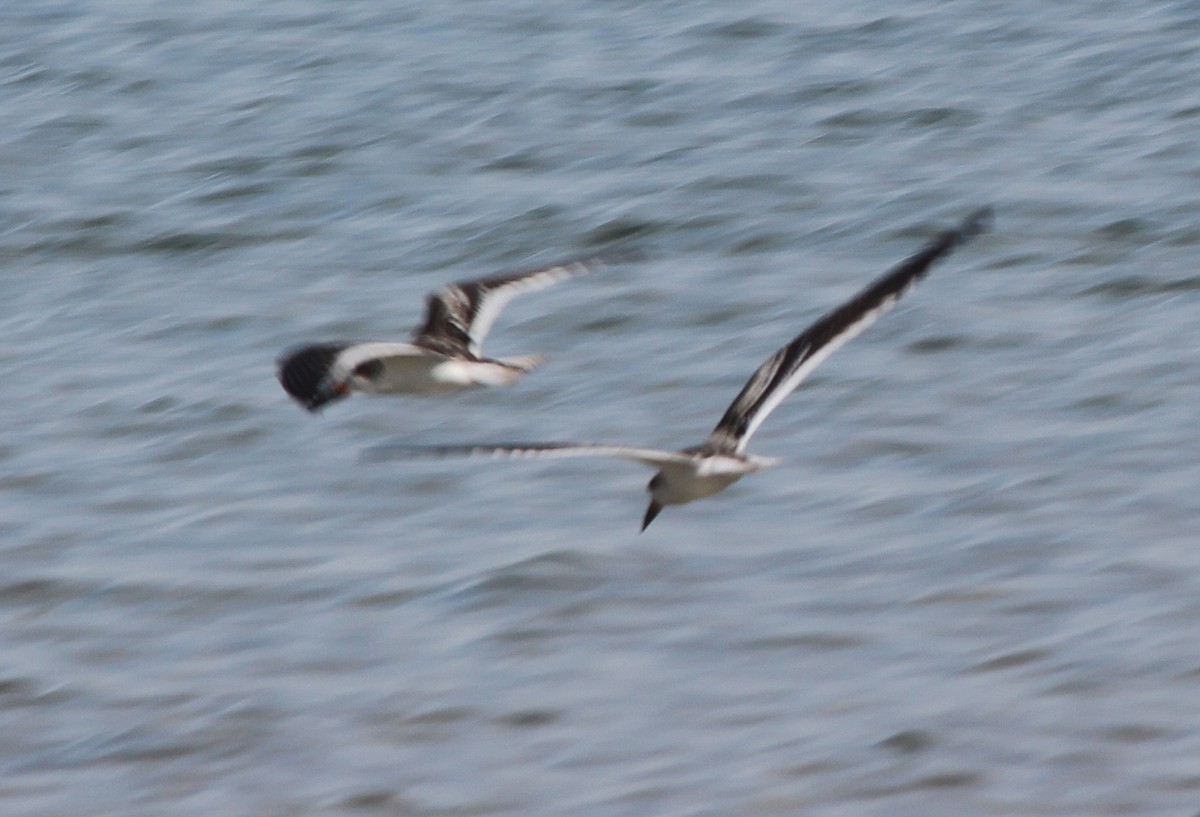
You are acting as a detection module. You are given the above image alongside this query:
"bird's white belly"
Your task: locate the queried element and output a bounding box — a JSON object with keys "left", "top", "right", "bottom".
{"left": 356, "top": 357, "right": 517, "bottom": 395}
{"left": 656, "top": 456, "right": 758, "bottom": 505}
{"left": 664, "top": 472, "right": 744, "bottom": 505}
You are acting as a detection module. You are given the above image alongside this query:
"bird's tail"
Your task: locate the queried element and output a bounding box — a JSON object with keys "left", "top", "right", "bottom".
{"left": 498, "top": 354, "right": 549, "bottom": 374}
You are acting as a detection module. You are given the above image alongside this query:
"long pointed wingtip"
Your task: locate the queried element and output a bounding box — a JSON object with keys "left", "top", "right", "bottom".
{"left": 956, "top": 205, "right": 995, "bottom": 244}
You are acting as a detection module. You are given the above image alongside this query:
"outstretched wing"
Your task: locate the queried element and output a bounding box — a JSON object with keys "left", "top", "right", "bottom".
{"left": 706, "top": 207, "right": 992, "bottom": 454}
{"left": 412, "top": 249, "right": 643, "bottom": 358}
{"left": 361, "top": 440, "right": 694, "bottom": 470}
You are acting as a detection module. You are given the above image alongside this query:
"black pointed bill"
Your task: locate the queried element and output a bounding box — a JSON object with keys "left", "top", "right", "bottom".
{"left": 641, "top": 500, "right": 663, "bottom": 531}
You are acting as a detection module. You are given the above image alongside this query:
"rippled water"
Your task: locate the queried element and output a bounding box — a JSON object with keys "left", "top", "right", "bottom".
{"left": 3, "top": 1, "right": 1200, "bottom": 814}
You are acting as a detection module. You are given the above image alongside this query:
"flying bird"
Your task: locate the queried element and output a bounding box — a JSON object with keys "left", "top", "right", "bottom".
{"left": 364, "top": 208, "right": 992, "bottom": 529}
{"left": 277, "top": 250, "right": 641, "bottom": 411}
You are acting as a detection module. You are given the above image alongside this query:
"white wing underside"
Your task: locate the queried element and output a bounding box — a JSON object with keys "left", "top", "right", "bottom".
{"left": 362, "top": 442, "right": 699, "bottom": 471}
{"left": 461, "top": 260, "right": 596, "bottom": 354}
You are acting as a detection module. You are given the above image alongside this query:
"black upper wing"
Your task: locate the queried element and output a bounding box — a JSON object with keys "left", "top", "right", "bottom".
{"left": 412, "top": 249, "right": 643, "bottom": 358}
{"left": 704, "top": 207, "right": 992, "bottom": 454}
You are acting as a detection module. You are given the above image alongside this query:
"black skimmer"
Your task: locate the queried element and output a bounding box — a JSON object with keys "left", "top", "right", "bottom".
{"left": 365, "top": 208, "right": 992, "bottom": 529}
{"left": 277, "top": 250, "right": 640, "bottom": 411}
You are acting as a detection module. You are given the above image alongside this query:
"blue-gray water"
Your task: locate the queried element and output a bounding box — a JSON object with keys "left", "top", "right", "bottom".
{"left": 3, "top": 1, "right": 1200, "bottom": 815}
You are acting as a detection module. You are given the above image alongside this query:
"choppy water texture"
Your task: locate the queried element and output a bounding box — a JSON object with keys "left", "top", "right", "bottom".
{"left": 3, "top": 1, "right": 1200, "bottom": 814}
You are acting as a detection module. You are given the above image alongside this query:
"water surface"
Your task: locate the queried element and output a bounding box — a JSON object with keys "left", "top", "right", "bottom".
{"left": 2, "top": 1, "right": 1200, "bottom": 815}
